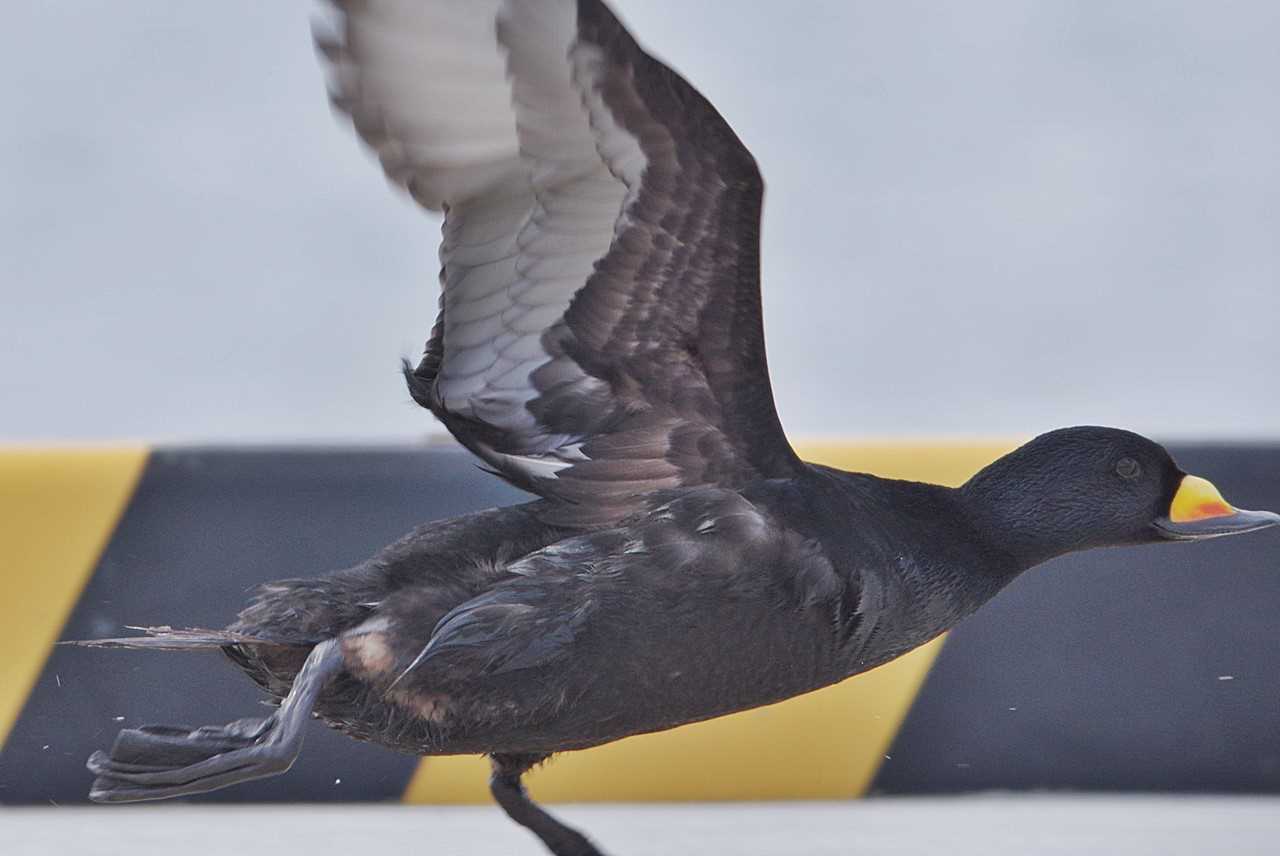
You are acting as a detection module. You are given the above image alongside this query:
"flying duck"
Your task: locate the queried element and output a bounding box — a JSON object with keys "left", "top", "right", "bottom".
{"left": 77, "top": 2, "right": 1279, "bottom": 855}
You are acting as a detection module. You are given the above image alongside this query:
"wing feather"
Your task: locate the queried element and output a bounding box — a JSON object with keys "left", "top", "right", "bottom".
{"left": 320, "top": 0, "right": 800, "bottom": 525}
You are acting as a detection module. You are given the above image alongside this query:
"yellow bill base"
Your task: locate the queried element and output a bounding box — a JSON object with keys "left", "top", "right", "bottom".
{"left": 1169, "top": 474, "right": 1235, "bottom": 523}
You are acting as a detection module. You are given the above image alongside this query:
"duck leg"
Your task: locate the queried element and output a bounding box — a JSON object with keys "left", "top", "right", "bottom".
{"left": 86, "top": 638, "right": 342, "bottom": 802}
{"left": 490, "top": 753, "right": 606, "bottom": 856}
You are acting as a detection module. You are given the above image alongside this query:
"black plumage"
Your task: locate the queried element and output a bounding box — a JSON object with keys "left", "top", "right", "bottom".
{"left": 75, "top": 2, "right": 1279, "bottom": 855}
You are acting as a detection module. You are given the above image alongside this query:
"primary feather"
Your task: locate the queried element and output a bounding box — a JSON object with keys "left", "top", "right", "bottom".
{"left": 318, "top": 0, "right": 802, "bottom": 526}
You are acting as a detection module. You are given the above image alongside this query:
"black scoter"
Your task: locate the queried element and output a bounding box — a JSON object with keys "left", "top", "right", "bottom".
{"left": 76, "top": 3, "right": 1279, "bottom": 855}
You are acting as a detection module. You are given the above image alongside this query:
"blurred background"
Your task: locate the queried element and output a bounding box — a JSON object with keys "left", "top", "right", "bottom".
{"left": 4, "top": 4, "right": 1280, "bottom": 851}
{"left": 3, "top": 0, "right": 1277, "bottom": 444}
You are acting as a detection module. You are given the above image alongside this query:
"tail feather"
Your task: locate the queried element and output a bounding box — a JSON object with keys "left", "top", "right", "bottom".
{"left": 61, "top": 625, "right": 283, "bottom": 651}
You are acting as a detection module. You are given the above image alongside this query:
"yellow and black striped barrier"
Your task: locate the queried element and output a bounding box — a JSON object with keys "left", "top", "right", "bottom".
{"left": 2, "top": 442, "right": 1278, "bottom": 804}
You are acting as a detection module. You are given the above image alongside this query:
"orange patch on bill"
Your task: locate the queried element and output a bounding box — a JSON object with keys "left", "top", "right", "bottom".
{"left": 1169, "top": 475, "right": 1236, "bottom": 523}
{"left": 1189, "top": 501, "right": 1234, "bottom": 520}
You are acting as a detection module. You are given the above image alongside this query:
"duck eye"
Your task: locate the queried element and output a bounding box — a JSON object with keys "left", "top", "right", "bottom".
{"left": 1115, "top": 457, "right": 1141, "bottom": 480}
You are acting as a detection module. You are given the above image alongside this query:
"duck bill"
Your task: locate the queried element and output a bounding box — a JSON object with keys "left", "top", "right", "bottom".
{"left": 1154, "top": 474, "right": 1280, "bottom": 541}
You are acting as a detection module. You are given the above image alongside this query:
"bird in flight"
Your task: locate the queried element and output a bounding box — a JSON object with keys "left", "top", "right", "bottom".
{"left": 76, "top": 2, "right": 1279, "bottom": 854}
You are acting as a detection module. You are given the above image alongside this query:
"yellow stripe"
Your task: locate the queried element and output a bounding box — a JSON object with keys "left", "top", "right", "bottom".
{"left": 404, "top": 441, "right": 1017, "bottom": 804}
{"left": 799, "top": 439, "right": 1020, "bottom": 488}
{"left": 0, "top": 448, "right": 149, "bottom": 749}
{"left": 406, "top": 639, "right": 943, "bottom": 803}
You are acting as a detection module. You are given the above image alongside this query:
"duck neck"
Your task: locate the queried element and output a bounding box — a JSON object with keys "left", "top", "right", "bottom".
{"left": 960, "top": 458, "right": 1092, "bottom": 571}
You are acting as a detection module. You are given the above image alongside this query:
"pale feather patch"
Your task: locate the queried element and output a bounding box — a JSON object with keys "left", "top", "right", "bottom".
{"left": 368, "top": 0, "right": 641, "bottom": 482}
{"left": 388, "top": 689, "right": 452, "bottom": 723}
{"left": 342, "top": 629, "right": 395, "bottom": 678}
{"left": 570, "top": 40, "right": 649, "bottom": 192}
{"left": 321, "top": 0, "right": 658, "bottom": 489}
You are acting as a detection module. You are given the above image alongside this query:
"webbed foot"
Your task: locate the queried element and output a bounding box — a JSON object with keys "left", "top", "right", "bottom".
{"left": 86, "top": 639, "right": 341, "bottom": 803}
{"left": 87, "top": 716, "right": 289, "bottom": 801}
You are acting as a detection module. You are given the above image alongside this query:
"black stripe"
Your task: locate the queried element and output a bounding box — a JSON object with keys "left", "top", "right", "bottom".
{"left": 1, "top": 447, "right": 528, "bottom": 804}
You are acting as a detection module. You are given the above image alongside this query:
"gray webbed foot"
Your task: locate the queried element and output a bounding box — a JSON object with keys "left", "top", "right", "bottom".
{"left": 87, "top": 715, "right": 290, "bottom": 802}
{"left": 85, "top": 639, "right": 341, "bottom": 803}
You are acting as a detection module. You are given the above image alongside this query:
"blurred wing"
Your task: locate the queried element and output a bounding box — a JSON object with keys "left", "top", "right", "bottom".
{"left": 318, "top": 0, "right": 800, "bottom": 525}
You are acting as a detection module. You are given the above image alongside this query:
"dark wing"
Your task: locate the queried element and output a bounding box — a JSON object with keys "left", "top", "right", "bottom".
{"left": 317, "top": 0, "right": 801, "bottom": 525}
{"left": 411, "top": 575, "right": 598, "bottom": 678}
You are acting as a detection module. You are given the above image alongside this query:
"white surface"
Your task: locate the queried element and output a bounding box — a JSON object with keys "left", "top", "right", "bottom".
{"left": 5, "top": 796, "right": 1280, "bottom": 856}
{"left": 4, "top": 1, "right": 1279, "bottom": 442}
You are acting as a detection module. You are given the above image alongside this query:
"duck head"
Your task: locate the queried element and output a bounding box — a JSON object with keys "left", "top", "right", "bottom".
{"left": 962, "top": 426, "right": 1280, "bottom": 568}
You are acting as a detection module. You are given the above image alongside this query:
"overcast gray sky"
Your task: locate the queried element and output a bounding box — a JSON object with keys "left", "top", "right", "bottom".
{"left": 3, "top": 0, "right": 1277, "bottom": 443}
